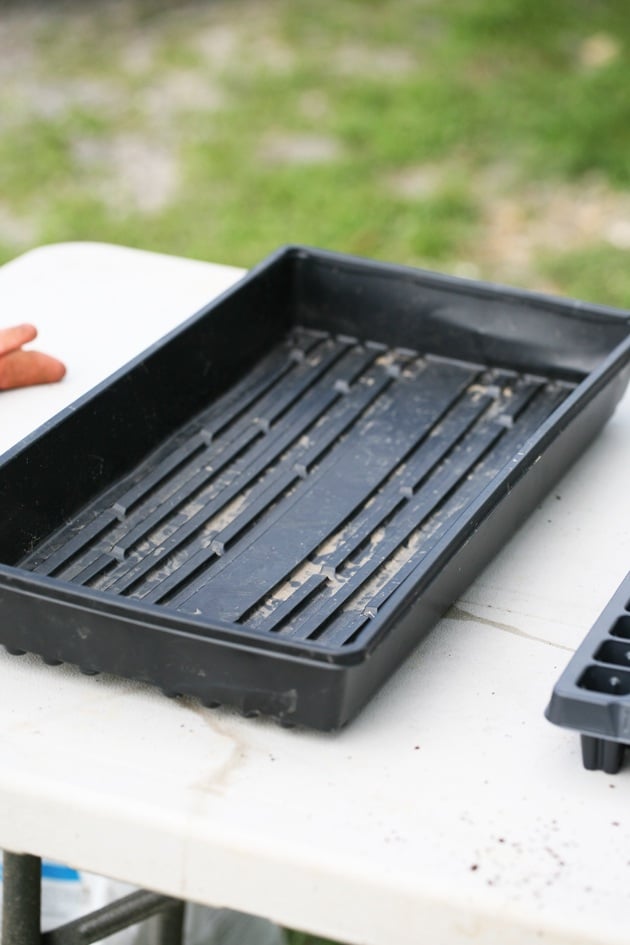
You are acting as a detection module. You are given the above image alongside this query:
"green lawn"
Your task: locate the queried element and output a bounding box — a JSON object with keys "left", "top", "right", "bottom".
{"left": 1, "top": 0, "right": 629, "bottom": 309}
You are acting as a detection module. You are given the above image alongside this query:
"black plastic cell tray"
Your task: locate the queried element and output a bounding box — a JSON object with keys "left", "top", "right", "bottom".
{"left": 1, "top": 246, "right": 630, "bottom": 729}
{"left": 546, "top": 572, "right": 630, "bottom": 774}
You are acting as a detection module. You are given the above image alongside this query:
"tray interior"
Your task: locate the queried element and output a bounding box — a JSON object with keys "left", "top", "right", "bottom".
{"left": 19, "top": 325, "right": 574, "bottom": 651}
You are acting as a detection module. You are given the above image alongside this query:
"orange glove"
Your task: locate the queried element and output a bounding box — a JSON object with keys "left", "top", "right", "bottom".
{"left": 0, "top": 324, "right": 66, "bottom": 390}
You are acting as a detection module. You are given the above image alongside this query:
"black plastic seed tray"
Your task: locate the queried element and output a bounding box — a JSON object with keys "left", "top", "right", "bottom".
{"left": 546, "top": 572, "right": 630, "bottom": 774}
{"left": 1, "top": 246, "right": 630, "bottom": 730}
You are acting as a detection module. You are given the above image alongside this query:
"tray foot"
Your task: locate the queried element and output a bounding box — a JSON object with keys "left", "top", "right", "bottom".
{"left": 581, "top": 735, "right": 625, "bottom": 774}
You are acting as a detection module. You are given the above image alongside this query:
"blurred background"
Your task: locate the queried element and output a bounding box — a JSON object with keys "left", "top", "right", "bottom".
{"left": 0, "top": 0, "right": 629, "bottom": 306}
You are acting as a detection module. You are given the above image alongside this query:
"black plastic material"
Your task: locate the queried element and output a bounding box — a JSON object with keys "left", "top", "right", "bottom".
{"left": 546, "top": 571, "right": 630, "bottom": 773}
{"left": 1, "top": 246, "right": 630, "bottom": 730}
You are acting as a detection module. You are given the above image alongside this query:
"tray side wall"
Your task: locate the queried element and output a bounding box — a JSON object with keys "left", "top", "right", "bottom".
{"left": 0, "top": 255, "right": 294, "bottom": 564}
{"left": 291, "top": 248, "right": 630, "bottom": 380}
{"left": 337, "top": 366, "right": 630, "bottom": 727}
{"left": 0, "top": 568, "right": 348, "bottom": 729}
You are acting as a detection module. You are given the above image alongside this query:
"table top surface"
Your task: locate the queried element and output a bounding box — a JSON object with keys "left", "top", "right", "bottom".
{"left": 1, "top": 242, "right": 629, "bottom": 945}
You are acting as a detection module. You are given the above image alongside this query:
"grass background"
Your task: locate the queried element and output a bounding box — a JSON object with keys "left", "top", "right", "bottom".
{"left": 1, "top": 0, "right": 629, "bottom": 308}
{"left": 0, "top": 2, "right": 628, "bottom": 942}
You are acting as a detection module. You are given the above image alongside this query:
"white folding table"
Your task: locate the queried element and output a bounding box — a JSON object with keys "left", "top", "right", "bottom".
{"left": 1, "top": 243, "right": 629, "bottom": 945}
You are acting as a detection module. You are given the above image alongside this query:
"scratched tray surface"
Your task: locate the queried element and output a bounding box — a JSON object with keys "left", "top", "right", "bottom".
{"left": 546, "top": 571, "right": 630, "bottom": 774}
{"left": 20, "top": 327, "right": 573, "bottom": 650}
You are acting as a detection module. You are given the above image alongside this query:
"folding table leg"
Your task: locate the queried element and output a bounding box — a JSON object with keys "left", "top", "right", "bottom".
{"left": 1, "top": 851, "right": 186, "bottom": 945}
{"left": 153, "top": 901, "right": 185, "bottom": 945}
{"left": 1, "top": 851, "right": 42, "bottom": 945}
